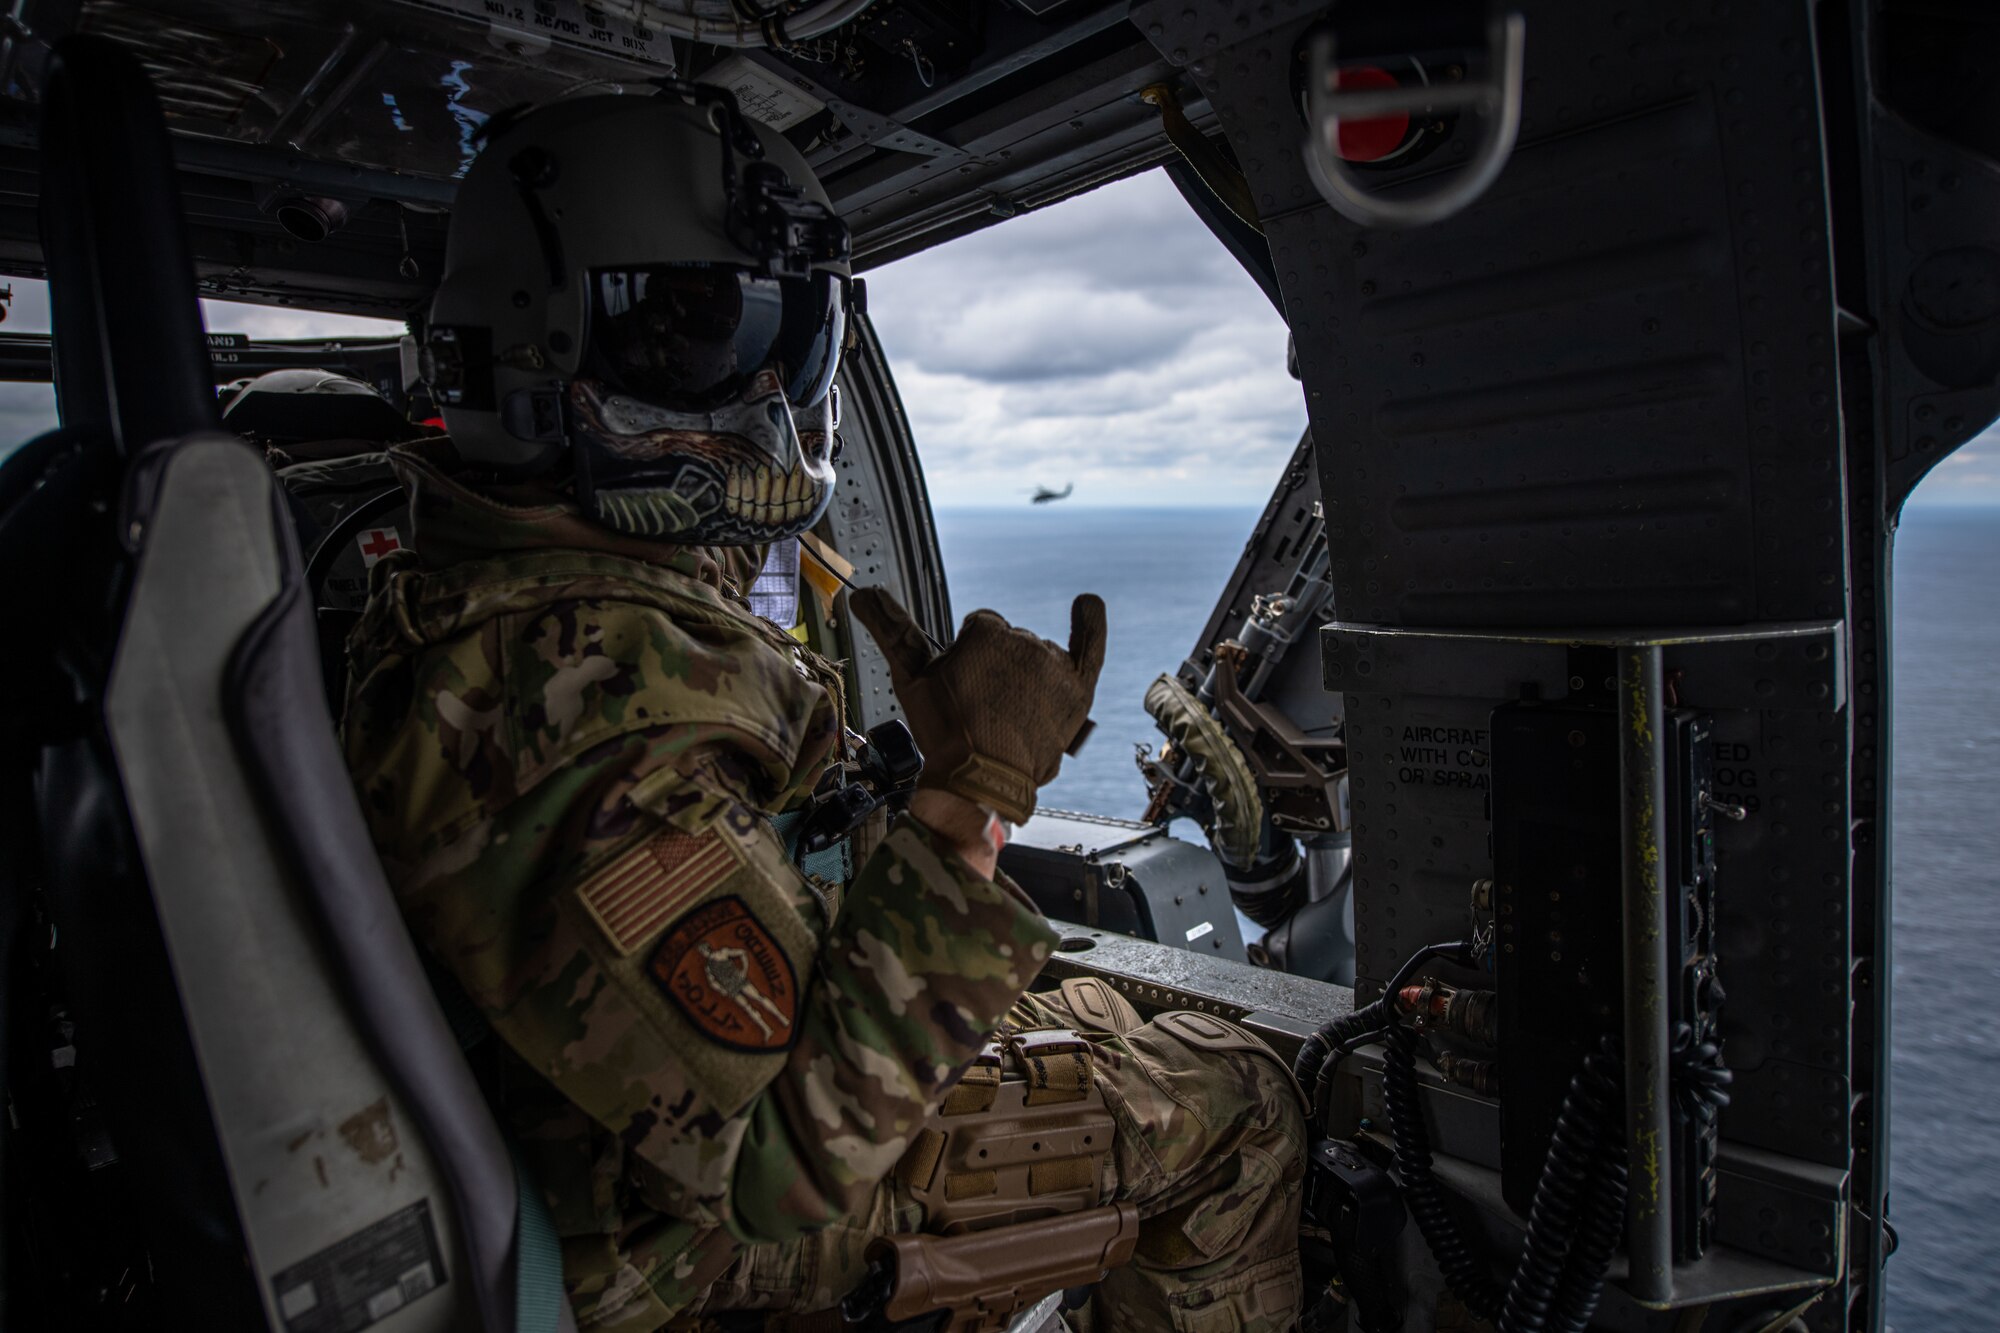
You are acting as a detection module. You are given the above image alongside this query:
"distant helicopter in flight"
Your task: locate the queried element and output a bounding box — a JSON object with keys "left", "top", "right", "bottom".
{"left": 1030, "top": 482, "right": 1073, "bottom": 504}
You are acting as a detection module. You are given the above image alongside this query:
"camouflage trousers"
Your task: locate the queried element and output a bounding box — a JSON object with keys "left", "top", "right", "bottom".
{"left": 687, "top": 986, "right": 1308, "bottom": 1332}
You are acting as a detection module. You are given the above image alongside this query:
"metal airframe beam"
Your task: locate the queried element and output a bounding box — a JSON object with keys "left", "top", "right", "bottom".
{"left": 1619, "top": 644, "right": 1674, "bottom": 1305}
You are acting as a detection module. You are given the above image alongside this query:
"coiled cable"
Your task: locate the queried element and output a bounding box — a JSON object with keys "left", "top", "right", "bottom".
{"left": 1309, "top": 1024, "right": 1388, "bottom": 1126}
{"left": 1377, "top": 1015, "right": 1629, "bottom": 1333}
{"left": 1382, "top": 1024, "right": 1503, "bottom": 1319}
{"left": 1495, "top": 1039, "right": 1622, "bottom": 1333}
{"left": 1295, "top": 939, "right": 1474, "bottom": 1115}
{"left": 1313, "top": 942, "right": 1636, "bottom": 1332}
{"left": 1551, "top": 1145, "right": 1627, "bottom": 1331}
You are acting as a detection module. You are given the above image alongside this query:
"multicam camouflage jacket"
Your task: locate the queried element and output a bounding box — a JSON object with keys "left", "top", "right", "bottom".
{"left": 342, "top": 440, "right": 1058, "bottom": 1323}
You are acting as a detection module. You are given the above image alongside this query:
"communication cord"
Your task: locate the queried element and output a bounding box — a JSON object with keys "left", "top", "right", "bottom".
{"left": 1493, "top": 1037, "right": 1627, "bottom": 1333}
{"left": 1378, "top": 1024, "right": 1629, "bottom": 1333}
{"left": 1310, "top": 939, "right": 1632, "bottom": 1333}
{"left": 1549, "top": 1071, "right": 1629, "bottom": 1333}
{"left": 1381, "top": 1022, "right": 1504, "bottom": 1319}
{"left": 1294, "top": 938, "right": 1474, "bottom": 1119}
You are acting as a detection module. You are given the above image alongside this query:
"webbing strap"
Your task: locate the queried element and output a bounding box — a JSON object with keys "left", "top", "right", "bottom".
{"left": 1027, "top": 1156, "right": 1097, "bottom": 1196}
{"left": 943, "top": 1170, "right": 998, "bottom": 1201}
{"left": 512, "top": 1148, "right": 567, "bottom": 1333}
{"left": 898, "top": 1128, "right": 947, "bottom": 1192}
{"left": 941, "top": 1042, "right": 1004, "bottom": 1115}
{"left": 1009, "top": 1029, "right": 1092, "bottom": 1106}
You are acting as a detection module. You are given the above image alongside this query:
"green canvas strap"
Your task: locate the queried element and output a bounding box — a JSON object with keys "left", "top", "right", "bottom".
{"left": 512, "top": 1148, "right": 567, "bottom": 1332}
{"left": 416, "top": 947, "right": 566, "bottom": 1330}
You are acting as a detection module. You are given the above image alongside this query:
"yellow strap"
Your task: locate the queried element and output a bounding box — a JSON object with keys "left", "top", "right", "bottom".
{"left": 798, "top": 532, "right": 853, "bottom": 618}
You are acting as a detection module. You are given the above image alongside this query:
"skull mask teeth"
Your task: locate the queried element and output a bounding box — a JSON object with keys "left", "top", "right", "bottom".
{"left": 569, "top": 377, "right": 833, "bottom": 543}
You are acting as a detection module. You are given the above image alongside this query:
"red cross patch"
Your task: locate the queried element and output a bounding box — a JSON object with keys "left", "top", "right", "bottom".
{"left": 357, "top": 527, "right": 402, "bottom": 567}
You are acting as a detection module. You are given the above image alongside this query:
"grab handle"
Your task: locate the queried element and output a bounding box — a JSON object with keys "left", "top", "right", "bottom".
{"left": 1302, "top": 10, "right": 1526, "bottom": 229}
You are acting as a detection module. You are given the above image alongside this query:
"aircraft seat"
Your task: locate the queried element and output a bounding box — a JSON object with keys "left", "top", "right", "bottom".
{"left": 0, "top": 33, "right": 567, "bottom": 1332}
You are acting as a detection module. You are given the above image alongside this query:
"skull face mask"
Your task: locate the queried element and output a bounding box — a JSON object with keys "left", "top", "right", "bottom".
{"left": 568, "top": 261, "right": 845, "bottom": 545}
{"left": 570, "top": 369, "right": 836, "bottom": 543}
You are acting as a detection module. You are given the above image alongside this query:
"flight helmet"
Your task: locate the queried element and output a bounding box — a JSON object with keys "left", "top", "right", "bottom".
{"left": 423, "top": 88, "right": 852, "bottom": 544}
{"left": 222, "top": 368, "right": 415, "bottom": 445}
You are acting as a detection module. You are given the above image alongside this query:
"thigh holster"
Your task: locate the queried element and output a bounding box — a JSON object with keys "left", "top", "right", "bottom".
{"left": 898, "top": 1027, "right": 1115, "bottom": 1231}
{"left": 861, "top": 1028, "right": 1138, "bottom": 1331}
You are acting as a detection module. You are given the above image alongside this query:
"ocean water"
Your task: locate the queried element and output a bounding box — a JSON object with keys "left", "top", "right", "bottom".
{"left": 935, "top": 503, "right": 2000, "bottom": 1329}
{"left": 1881, "top": 507, "right": 2000, "bottom": 1330}
{"left": 934, "top": 506, "right": 1260, "bottom": 821}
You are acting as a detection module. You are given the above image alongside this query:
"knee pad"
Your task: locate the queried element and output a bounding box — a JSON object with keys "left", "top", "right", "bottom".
{"left": 1150, "top": 1010, "right": 1311, "bottom": 1123}
{"left": 1056, "top": 976, "right": 1143, "bottom": 1036}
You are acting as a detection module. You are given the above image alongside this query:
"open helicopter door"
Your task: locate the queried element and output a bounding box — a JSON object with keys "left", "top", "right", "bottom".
{"left": 0, "top": 36, "right": 560, "bottom": 1332}
{"left": 1125, "top": 0, "right": 1985, "bottom": 1326}
{"left": 1132, "top": 430, "right": 1355, "bottom": 984}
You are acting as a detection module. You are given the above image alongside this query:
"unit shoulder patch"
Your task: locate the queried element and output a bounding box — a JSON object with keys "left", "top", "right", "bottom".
{"left": 576, "top": 826, "right": 743, "bottom": 956}
{"left": 649, "top": 894, "right": 800, "bottom": 1052}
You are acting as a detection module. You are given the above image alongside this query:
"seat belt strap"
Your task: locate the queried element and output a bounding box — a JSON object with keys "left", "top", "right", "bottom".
{"left": 513, "top": 1147, "right": 568, "bottom": 1333}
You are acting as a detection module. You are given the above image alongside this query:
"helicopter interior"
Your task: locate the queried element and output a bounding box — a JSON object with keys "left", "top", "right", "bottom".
{"left": 2, "top": 1, "right": 1992, "bottom": 1331}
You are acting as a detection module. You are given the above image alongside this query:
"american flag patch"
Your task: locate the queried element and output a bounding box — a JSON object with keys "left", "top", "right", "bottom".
{"left": 576, "top": 828, "right": 741, "bottom": 956}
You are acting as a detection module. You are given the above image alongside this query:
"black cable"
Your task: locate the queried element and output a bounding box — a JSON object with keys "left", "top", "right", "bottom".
{"left": 1382, "top": 1024, "right": 1503, "bottom": 1319}
{"left": 1299, "top": 940, "right": 1475, "bottom": 1159}
{"left": 1379, "top": 1017, "right": 1632, "bottom": 1332}
{"left": 1496, "top": 1044, "right": 1616, "bottom": 1333}
{"left": 1311, "top": 1024, "right": 1388, "bottom": 1126}
{"left": 1383, "top": 940, "right": 1474, "bottom": 1009}
{"left": 1293, "top": 939, "right": 1472, "bottom": 1088}
{"left": 1548, "top": 1045, "right": 1628, "bottom": 1332}
{"left": 1294, "top": 1006, "right": 1376, "bottom": 1098}
{"left": 1315, "top": 939, "right": 1642, "bottom": 1332}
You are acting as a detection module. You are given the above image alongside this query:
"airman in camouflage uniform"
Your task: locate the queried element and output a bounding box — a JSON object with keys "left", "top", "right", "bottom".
{"left": 344, "top": 442, "right": 1306, "bottom": 1330}
{"left": 343, "top": 89, "right": 1305, "bottom": 1333}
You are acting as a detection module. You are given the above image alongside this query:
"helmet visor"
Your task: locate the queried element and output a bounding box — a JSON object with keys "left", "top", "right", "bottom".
{"left": 584, "top": 264, "right": 844, "bottom": 411}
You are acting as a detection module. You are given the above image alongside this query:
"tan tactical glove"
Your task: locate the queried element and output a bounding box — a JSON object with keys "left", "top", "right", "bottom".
{"left": 849, "top": 588, "right": 1106, "bottom": 826}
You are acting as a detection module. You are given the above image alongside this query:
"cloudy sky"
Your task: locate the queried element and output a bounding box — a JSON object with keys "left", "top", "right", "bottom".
{"left": 863, "top": 169, "right": 1304, "bottom": 507}
{"left": 2, "top": 164, "right": 1996, "bottom": 508}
